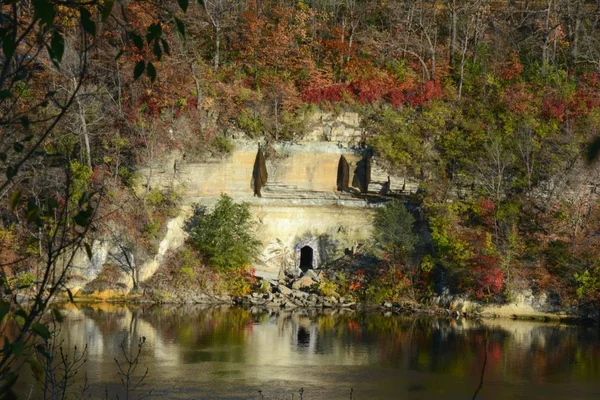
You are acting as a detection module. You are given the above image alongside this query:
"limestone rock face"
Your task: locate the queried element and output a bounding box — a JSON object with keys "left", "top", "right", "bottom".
{"left": 75, "top": 111, "right": 415, "bottom": 288}
{"left": 137, "top": 137, "right": 385, "bottom": 280}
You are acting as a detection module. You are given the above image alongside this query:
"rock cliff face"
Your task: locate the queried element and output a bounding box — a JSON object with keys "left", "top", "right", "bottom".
{"left": 71, "top": 112, "right": 413, "bottom": 287}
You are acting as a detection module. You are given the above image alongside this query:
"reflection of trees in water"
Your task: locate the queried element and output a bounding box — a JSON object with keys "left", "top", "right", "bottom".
{"left": 313, "top": 312, "right": 600, "bottom": 383}
{"left": 141, "top": 305, "right": 253, "bottom": 364}
{"left": 70, "top": 304, "right": 600, "bottom": 383}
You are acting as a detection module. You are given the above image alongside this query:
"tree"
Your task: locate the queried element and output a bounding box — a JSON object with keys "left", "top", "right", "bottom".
{"left": 202, "top": 0, "right": 237, "bottom": 71}
{"left": 185, "top": 194, "right": 261, "bottom": 271}
{"left": 373, "top": 200, "right": 418, "bottom": 265}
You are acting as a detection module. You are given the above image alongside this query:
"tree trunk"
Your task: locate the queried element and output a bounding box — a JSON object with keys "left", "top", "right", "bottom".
{"left": 449, "top": 0, "right": 457, "bottom": 66}
{"left": 214, "top": 24, "right": 220, "bottom": 72}
{"left": 191, "top": 61, "right": 202, "bottom": 110}
{"left": 274, "top": 99, "right": 279, "bottom": 141}
{"left": 541, "top": 0, "right": 553, "bottom": 75}
{"left": 458, "top": 38, "right": 468, "bottom": 100}
{"left": 74, "top": 78, "right": 92, "bottom": 168}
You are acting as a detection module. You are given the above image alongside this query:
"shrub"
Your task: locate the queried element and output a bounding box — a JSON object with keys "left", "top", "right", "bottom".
{"left": 210, "top": 135, "right": 234, "bottom": 155}
{"left": 185, "top": 194, "right": 261, "bottom": 272}
{"left": 575, "top": 268, "right": 600, "bottom": 304}
{"left": 373, "top": 200, "right": 418, "bottom": 263}
{"left": 236, "top": 109, "right": 264, "bottom": 137}
{"left": 319, "top": 277, "right": 338, "bottom": 297}
{"left": 217, "top": 267, "right": 256, "bottom": 296}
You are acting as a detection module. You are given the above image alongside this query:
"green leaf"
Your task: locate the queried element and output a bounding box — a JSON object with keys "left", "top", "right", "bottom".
{"left": 177, "top": 0, "right": 189, "bottom": 12}
{"left": 32, "top": 323, "right": 51, "bottom": 340}
{"left": 29, "top": 358, "right": 44, "bottom": 382}
{"left": 147, "top": 62, "right": 157, "bottom": 83}
{"left": 11, "top": 341, "right": 23, "bottom": 357}
{"left": 32, "top": 0, "right": 56, "bottom": 26}
{"left": 47, "top": 197, "right": 59, "bottom": 210}
{"left": 51, "top": 308, "right": 64, "bottom": 323}
{"left": 131, "top": 33, "right": 144, "bottom": 49}
{"left": 0, "top": 90, "right": 12, "bottom": 100}
{"left": 35, "top": 344, "right": 50, "bottom": 360}
{"left": 101, "top": 0, "right": 115, "bottom": 22}
{"left": 84, "top": 242, "right": 93, "bottom": 260}
{"left": 0, "top": 301, "right": 9, "bottom": 322}
{"left": 27, "top": 209, "right": 40, "bottom": 224}
{"left": 2, "top": 32, "right": 16, "bottom": 60}
{"left": 175, "top": 18, "right": 185, "bottom": 38}
{"left": 0, "top": 153, "right": 6, "bottom": 163}
{"left": 9, "top": 190, "right": 21, "bottom": 211}
{"left": 21, "top": 116, "right": 30, "bottom": 131}
{"left": 80, "top": 8, "right": 97, "bottom": 36}
{"left": 134, "top": 60, "right": 145, "bottom": 80}
{"left": 13, "top": 142, "right": 24, "bottom": 152}
{"left": 48, "top": 30, "right": 65, "bottom": 67}
{"left": 27, "top": 197, "right": 38, "bottom": 212}
{"left": 152, "top": 39, "right": 163, "bottom": 60}
{"left": 73, "top": 208, "right": 92, "bottom": 227}
{"left": 146, "top": 23, "right": 162, "bottom": 42}
{"left": 6, "top": 165, "right": 17, "bottom": 180}
{"left": 161, "top": 39, "right": 170, "bottom": 56}
{"left": 15, "top": 309, "right": 27, "bottom": 319}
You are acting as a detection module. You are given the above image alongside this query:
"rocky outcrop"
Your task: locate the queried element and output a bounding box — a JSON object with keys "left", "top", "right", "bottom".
{"left": 431, "top": 289, "right": 573, "bottom": 321}
{"left": 74, "top": 110, "right": 418, "bottom": 289}
{"left": 236, "top": 273, "right": 357, "bottom": 310}
{"left": 134, "top": 111, "right": 411, "bottom": 280}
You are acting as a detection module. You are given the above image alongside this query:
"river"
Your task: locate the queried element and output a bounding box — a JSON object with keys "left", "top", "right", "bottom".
{"left": 15, "top": 303, "right": 600, "bottom": 399}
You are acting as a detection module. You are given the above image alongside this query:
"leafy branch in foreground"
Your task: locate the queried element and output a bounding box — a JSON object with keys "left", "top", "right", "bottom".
{"left": 0, "top": 0, "right": 194, "bottom": 395}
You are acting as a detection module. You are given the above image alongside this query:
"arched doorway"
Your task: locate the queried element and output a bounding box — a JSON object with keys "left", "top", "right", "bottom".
{"left": 299, "top": 246, "right": 314, "bottom": 273}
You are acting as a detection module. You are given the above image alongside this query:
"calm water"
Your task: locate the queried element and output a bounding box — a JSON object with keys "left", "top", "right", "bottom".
{"left": 16, "top": 304, "right": 600, "bottom": 399}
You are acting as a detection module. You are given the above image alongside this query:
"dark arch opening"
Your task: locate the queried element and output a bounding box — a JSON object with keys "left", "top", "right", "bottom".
{"left": 337, "top": 155, "right": 350, "bottom": 191}
{"left": 299, "top": 246, "right": 314, "bottom": 273}
{"left": 252, "top": 146, "right": 268, "bottom": 197}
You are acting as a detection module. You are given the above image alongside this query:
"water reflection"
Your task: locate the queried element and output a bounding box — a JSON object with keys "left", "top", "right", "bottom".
{"left": 17, "top": 304, "right": 600, "bottom": 399}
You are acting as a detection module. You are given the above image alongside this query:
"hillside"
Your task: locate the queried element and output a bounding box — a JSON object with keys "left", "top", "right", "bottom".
{"left": 2, "top": 0, "right": 600, "bottom": 315}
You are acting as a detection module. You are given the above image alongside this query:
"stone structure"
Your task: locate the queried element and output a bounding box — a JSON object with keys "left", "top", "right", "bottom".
{"left": 71, "top": 112, "right": 417, "bottom": 287}
{"left": 135, "top": 112, "right": 421, "bottom": 280}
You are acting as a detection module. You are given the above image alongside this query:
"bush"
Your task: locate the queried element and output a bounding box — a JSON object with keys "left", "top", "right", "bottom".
{"left": 210, "top": 135, "right": 234, "bottom": 155}
{"left": 236, "top": 109, "right": 264, "bottom": 137}
{"left": 185, "top": 194, "right": 261, "bottom": 271}
{"left": 575, "top": 268, "right": 600, "bottom": 304}
{"left": 373, "top": 200, "right": 418, "bottom": 263}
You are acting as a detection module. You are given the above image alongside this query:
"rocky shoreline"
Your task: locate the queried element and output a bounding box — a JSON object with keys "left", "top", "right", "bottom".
{"left": 71, "top": 271, "right": 598, "bottom": 325}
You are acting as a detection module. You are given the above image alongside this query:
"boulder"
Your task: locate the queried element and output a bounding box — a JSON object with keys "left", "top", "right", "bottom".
{"left": 278, "top": 285, "right": 293, "bottom": 296}
{"left": 292, "top": 276, "right": 315, "bottom": 290}
{"left": 293, "top": 290, "right": 308, "bottom": 299}
{"left": 304, "top": 270, "right": 320, "bottom": 282}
